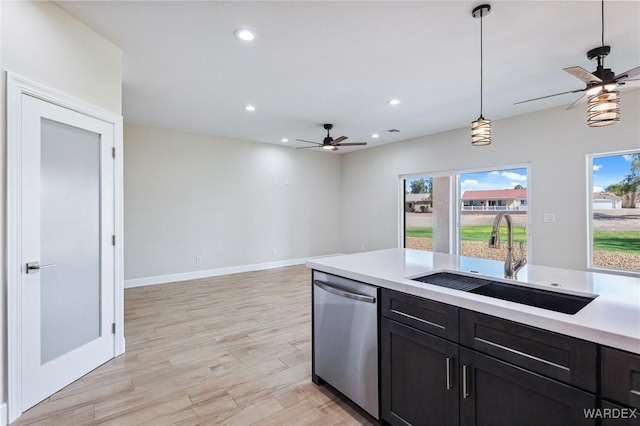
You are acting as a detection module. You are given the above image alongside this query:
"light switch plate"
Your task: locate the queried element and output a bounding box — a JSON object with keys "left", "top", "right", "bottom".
{"left": 543, "top": 213, "right": 555, "bottom": 223}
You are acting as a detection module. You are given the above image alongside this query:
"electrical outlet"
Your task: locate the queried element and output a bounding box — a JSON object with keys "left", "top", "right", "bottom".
{"left": 272, "top": 248, "right": 278, "bottom": 256}
{"left": 360, "top": 244, "right": 365, "bottom": 252}
{"left": 543, "top": 214, "right": 555, "bottom": 223}
{"left": 196, "top": 256, "right": 202, "bottom": 264}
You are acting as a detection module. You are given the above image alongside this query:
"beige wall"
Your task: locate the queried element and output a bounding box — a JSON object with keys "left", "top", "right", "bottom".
{"left": 341, "top": 90, "right": 640, "bottom": 271}
{"left": 1, "top": 0, "right": 122, "bottom": 412}
{"left": 124, "top": 124, "right": 342, "bottom": 280}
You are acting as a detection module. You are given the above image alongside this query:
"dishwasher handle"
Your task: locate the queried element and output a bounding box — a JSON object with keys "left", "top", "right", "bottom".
{"left": 313, "top": 280, "right": 376, "bottom": 304}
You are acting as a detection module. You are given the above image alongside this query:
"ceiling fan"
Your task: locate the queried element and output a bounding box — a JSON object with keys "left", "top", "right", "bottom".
{"left": 515, "top": 1, "right": 640, "bottom": 111}
{"left": 296, "top": 124, "right": 367, "bottom": 151}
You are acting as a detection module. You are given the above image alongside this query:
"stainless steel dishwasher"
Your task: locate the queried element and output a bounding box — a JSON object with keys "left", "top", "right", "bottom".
{"left": 312, "top": 270, "right": 379, "bottom": 420}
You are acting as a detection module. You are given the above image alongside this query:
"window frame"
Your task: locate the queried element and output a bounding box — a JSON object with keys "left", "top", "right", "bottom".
{"left": 587, "top": 150, "right": 640, "bottom": 276}
{"left": 455, "top": 164, "right": 530, "bottom": 259}
{"left": 399, "top": 172, "right": 455, "bottom": 253}
{"left": 400, "top": 163, "right": 531, "bottom": 262}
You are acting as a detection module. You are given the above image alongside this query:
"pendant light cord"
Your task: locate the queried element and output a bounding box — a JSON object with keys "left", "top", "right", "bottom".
{"left": 480, "top": 10, "right": 484, "bottom": 117}
{"left": 601, "top": 0, "right": 604, "bottom": 48}
{"left": 600, "top": 0, "right": 605, "bottom": 80}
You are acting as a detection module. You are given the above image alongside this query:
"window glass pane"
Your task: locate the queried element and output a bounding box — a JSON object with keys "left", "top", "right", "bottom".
{"left": 459, "top": 168, "right": 528, "bottom": 261}
{"left": 404, "top": 176, "right": 451, "bottom": 253}
{"left": 591, "top": 153, "right": 640, "bottom": 272}
{"left": 41, "top": 118, "right": 101, "bottom": 364}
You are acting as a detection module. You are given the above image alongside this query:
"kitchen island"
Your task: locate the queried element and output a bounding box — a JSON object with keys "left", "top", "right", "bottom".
{"left": 307, "top": 249, "right": 640, "bottom": 425}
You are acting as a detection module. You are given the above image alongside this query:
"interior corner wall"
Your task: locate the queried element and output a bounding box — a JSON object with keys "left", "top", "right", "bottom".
{"left": 340, "top": 90, "right": 640, "bottom": 271}
{"left": 1, "top": 0, "right": 123, "bottom": 413}
{"left": 124, "top": 123, "right": 342, "bottom": 281}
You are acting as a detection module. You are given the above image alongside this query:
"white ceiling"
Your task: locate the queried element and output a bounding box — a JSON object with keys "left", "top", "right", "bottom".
{"left": 54, "top": 1, "right": 640, "bottom": 152}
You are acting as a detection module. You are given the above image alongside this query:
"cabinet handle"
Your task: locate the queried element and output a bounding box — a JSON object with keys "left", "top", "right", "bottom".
{"left": 462, "top": 364, "right": 469, "bottom": 399}
{"left": 446, "top": 357, "right": 452, "bottom": 390}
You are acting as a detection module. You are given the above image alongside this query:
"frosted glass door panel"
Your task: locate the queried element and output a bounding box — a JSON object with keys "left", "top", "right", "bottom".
{"left": 40, "top": 118, "right": 101, "bottom": 364}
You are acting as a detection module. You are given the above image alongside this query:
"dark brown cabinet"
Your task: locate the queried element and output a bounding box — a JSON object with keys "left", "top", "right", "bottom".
{"left": 380, "top": 288, "right": 598, "bottom": 426}
{"left": 600, "top": 347, "right": 640, "bottom": 424}
{"left": 459, "top": 347, "right": 596, "bottom": 426}
{"left": 602, "top": 347, "right": 640, "bottom": 409}
{"left": 460, "top": 309, "right": 597, "bottom": 392}
{"left": 600, "top": 400, "right": 640, "bottom": 425}
{"left": 381, "top": 317, "right": 459, "bottom": 426}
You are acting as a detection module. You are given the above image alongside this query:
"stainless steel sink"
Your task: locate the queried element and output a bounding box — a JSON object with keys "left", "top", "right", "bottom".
{"left": 413, "top": 272, "right": 596, "bottom": 315}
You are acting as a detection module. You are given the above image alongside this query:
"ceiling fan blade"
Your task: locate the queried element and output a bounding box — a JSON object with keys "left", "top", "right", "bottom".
{"left": 615, "top": 65, "right": 640, "bottom": 82}
{"left": 332, "top": 136, "right": 348, "bottom": 144}
{"left": 295, "top": 139, "right": 322, "bottom": 145}
{"left": 295, "top": 145, "right": 320, "bottom": 150}
{"left": 566, "top": 93, "right": 588, "bottom": 110}
{"left": 336, "top": 142, "right": 367, "bottom": 146}
{"left": 564, "top": 66, "right": 602, "bottom": 84}
{"left": 514, "top": 88, "right": 585, "bottom": 105}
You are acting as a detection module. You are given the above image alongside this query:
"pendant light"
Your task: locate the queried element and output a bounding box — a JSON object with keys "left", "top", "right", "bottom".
{"left": 587, "top": 0, "right": 620, "bottom": 127}
{"left": 471, "top": 4, "right": 492, "bottom": 146}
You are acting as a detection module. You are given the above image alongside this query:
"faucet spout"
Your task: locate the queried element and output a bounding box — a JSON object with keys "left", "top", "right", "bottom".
{"left": 489, "top": 211, "right": 527, "bottom": 279}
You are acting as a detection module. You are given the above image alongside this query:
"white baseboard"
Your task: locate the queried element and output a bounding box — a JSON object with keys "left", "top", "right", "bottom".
{"left": 0, "top": 402, "right": 7, "bottom": 426}
{"left": 124, "top": 254, "right": 341, "bottom": 289}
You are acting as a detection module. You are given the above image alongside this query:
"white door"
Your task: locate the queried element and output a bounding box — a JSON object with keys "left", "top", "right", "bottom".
{"left": 20, "top": 93, "right": 116, "bottom": 410}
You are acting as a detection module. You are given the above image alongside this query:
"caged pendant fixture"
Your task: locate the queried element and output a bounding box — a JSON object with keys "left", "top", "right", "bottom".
{"left": 471, "top": 4, "right": 492, "bottom": 146}
{"left": 514, "top": 0, "right": 639, "bottom": 126}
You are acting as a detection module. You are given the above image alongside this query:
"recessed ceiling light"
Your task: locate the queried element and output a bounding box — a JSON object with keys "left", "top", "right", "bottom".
{"left": 281, "top": 138, "right": 289, "bottom": 143}
{"left": 371, "top": 133, "right": 380, "bottom": 138}
{"left": 387, "top": 99, "right": 401, "bottom": 106}
{"left": 244, "top": 105, "right": 256, "bottom": 112}
{"left": 234, "top": 29, "right": 255, "bottom": 41}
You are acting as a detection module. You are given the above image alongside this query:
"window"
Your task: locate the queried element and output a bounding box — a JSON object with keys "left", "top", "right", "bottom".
{"left": 458, "top": 167, "right": 529, "bottom": 261}
{"left": 402, "top": 165, "right": 529, "bottom": 263}
{"left": 404, "top": 176, "right": 452, "bottom": 253}
{"left": 589, "top": 152, "right": 640, "bottom": 273}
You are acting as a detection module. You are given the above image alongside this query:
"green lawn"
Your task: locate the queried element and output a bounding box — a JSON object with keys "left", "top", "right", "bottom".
{"left": 406, "top": 227, "right": 640, "bottom": 253}
{"left": 594, "top": 231, "right": 640, "bottom": 253}
{"left": 406, "top": 225, "right": 527, "bottom": 242}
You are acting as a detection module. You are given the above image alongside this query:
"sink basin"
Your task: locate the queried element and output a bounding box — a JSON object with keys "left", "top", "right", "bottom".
{"left": 413, "top": 272, "right": 596, "bottom": 315}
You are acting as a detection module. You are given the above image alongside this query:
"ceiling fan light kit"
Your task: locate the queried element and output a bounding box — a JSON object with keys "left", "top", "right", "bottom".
{"left": 587, "top": 90, "right": 620, "bottom": 127}
{"left": 295, "top": 123, "right": 367, "bottom": 151}
{"left": 514, "top": 0, "right": 637, "bottom": 128}
{"left": 471, "top": 4, "right": 492, "bottom": 147}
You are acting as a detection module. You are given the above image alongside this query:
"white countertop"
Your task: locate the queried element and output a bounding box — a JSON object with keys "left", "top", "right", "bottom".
{"left": 306, "top": 248, "right": 640, "bottom": 354}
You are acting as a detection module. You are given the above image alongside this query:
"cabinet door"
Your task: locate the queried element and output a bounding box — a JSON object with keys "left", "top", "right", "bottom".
{"left": 381, "top": 317, "right": 459, "bottom": 426}
{"left": 602, "top": 347, "right": 640, "bottom": 409}
{"left": 459, "top": 348, "right": 596, "bottom": 426}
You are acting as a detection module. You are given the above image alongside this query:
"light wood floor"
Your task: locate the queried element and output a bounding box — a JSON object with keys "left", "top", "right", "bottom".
{"left": 14, "top": 265, "right": 375, "bottom": 425}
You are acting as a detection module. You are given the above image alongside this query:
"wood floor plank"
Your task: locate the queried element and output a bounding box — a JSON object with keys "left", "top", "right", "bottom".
{"left": 13, "top": 265, "right": 375, "bottom": 425}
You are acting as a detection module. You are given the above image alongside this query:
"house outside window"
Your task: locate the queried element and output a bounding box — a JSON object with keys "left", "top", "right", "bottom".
{"left": 458, "top": 167, "right": 529, "bottom": 261}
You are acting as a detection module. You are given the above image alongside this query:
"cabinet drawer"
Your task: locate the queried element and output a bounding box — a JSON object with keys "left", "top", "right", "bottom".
{"left": 381, "top": 289, "right": 458, "bottom": 342}
{"left": 602, "top": 347, "right": 640, "bottom": 409}
{"left": 460, "top": 309, "right": 596, "bottom": 392}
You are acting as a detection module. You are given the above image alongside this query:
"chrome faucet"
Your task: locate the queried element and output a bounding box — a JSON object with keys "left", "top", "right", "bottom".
{"left": 489, "top": 211, "right": 527, "bottom": 279}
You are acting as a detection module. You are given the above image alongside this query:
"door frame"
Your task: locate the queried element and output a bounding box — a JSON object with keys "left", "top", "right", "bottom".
{"left": 6, "top": 72, "right": 124, "bottom": 422}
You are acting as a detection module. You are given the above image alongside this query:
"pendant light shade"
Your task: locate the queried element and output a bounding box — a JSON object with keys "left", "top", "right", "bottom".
{"left": 471, "top": 116, "right": 492, "bottom": 145}
{"left": 587, "top": 89, "right": 620, "bottom": 127}
{"left": 471, "top": 4, "right": 492, "bottom": 146}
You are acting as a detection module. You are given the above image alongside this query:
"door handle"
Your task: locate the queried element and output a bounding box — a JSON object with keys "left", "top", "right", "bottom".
{"left": 26, "top": 261, "right": 58, "bottom": 274}
{"left": 446, "top": 357, "right": 453, "bottom": 390}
